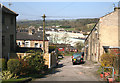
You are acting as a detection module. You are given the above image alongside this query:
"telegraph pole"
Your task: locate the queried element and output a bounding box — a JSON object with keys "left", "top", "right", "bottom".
{"left": 42, "top": 14, "right": 46, "bottom": 54}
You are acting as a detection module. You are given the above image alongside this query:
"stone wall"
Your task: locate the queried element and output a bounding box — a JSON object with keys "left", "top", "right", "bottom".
{"left": 99, "top": 10, "right": 118, "bottom": 56}
{"left": 17, "top": 53, "right": 57, "bottom": 69}
{"left": 16, "top": 40, "right": 49, "bottom": 53}
{"left": 84, "top": 8, "right": 119, "bottom": 62}
{"left": 0, "top": 6, "right": 2, "bottom": 58}
{"left": 2, "top": 11, "right": 17, "bottom": 58}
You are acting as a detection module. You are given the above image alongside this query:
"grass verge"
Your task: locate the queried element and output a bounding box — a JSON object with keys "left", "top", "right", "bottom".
{"left": 2, "top": 77, "right": 32, "bottom": 83}
{"left": 2, "top": 69, "right": 51, "bottom": 83}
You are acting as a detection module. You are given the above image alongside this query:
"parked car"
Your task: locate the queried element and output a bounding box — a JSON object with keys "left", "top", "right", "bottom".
{"left": 72, "top": 53, "right": 84, "bottom": 65}
{"left": 58, "top": 54, "right": 64, "bottom": 59}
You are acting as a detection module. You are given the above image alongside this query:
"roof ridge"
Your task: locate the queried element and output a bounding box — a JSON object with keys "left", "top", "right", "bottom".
{"left": 1, "top": 4, "right": 18, "bottom": 15}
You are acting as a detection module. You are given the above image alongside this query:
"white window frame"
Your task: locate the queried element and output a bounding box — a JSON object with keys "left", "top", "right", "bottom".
{"left": 35, "top": 43, "right": 39, "bottom": 48}
{"left": 25, "top": 41, "right": 30, "bottom": 47}
{"left": 17, "top": 41, "right": 22, "bottom": 46}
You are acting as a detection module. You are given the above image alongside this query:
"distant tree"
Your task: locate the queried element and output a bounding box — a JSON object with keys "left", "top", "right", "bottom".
{"left": 75, "top": 42, "right": 84, "bottom": 50}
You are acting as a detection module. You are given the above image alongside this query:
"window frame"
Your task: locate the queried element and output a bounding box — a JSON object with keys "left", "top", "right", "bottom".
{"left": 2, "top": 36, "right": 5, "bottom": 46}
{"left": 35, "top": 43, "right": 39, "bottom": 48}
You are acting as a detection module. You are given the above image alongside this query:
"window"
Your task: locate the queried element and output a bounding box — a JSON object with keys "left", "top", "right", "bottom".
{"left": 35, "top": 43, "right": 39, "bottom": 48}
{"left": 10, "top": 35, "right": 14, "bottom": 52}
{"left": 25, "top": 41, "right": 30, "bottom": 47}
{"left": 17, "top": 41, "right": 22, "bottom": 46}
{"left": 18, "top": 42, "right": 20, "bottom": 45}
{"left": 2, "top": 14, "right": 5, "bottom": 24}
{"left": 2, "top": 36, "right": 5, "bottom": 46}
{"left": 11, "top": 17, "right": 14, "bottom": 24}
{"left": 40, "top": 44, "right": 42, "bottom": 48}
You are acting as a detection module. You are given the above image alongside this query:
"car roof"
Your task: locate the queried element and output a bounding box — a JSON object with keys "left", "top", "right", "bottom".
{"left": 73, "top": 53, "right": 81, "bottom": 56}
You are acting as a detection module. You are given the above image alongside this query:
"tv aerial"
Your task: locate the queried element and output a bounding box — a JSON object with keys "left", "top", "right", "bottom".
{"left": 8, "top": 2, "right": 12, "bottom": 8}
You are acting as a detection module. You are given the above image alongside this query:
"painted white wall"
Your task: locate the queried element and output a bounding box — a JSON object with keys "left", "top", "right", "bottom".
{"left": 46, "top": 31, "right": 85, "bottom": 46}
{"left": 25, "top": 41, "right": 30, "bottom": 47}
{"left": 17, "top": 41, "right": 22, "bottom": 46}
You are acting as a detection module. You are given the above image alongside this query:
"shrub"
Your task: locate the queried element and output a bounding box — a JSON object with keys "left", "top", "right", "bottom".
{"left": 100, "top": 53, "right": 117, "bottom": 72}
{"left": 7, "top": 59, "right": 20, "bottom": 75}
{"left": 0, "top": 58, "right": 7, "bottom": 71}
{"left": 1, "top": 71, "right": 13, "bottom": 80}
{"left": 19, "top": 59, "right": 32, "bottom": 75}
{"left": 23, "top": 50, "right": 45, "bottom": 73}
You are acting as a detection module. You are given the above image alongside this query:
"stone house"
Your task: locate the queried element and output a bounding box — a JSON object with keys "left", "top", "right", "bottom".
{"left": 16, "top": 31, "right": 49, "bottom": 54}
{"left": 0, "top": 4, "right": 18, "bottom": 59}
{"left": 16, "top": 31, "right": 57, "bottom": 68}
{"left": 84, "top": 7, "right": 120, "bottom": 62}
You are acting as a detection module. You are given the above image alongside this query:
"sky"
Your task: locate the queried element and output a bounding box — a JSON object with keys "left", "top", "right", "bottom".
{"left": 2, "top": 2, "right": 119, "bottom": 20}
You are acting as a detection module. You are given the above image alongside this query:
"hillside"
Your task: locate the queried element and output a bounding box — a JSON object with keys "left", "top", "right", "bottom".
{"left": 17, "top": 18, "right": 99, "bottom": 32}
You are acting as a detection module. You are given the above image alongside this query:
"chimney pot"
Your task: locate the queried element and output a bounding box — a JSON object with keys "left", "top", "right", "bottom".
{"left": 114, "top": 7, "right": 120, "bottom": 11}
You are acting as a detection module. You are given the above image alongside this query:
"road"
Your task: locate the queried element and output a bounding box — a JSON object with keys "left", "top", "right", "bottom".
{"left": 31, "top": 56, "right": 104, "bottom": 82}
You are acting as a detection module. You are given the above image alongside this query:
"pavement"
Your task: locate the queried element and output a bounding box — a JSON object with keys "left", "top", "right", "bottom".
{"left": 30, "top": 56, "right": 105, "bottom": 82}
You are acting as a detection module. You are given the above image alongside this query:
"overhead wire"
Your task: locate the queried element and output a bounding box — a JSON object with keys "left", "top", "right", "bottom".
{"left": 5, "top": 2, "right": 98, "bottom": 20}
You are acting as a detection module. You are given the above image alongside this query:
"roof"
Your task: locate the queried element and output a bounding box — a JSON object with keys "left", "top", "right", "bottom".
{"left": 100, "top": 7, "right": 120, "bottom": 19}
{"left": 85, "top": 7, "right": 119, "bottom": 42}
{"left": 16, "top": 32, "right": 48, "bottom": 41}
{"left": 103, "top": 46, "right": 120, "bottom": 49}
{"left": 49, "top": 43, "right": 70, "bottom": 48}
{"left": 1, "top": 4, "right": 18, "bottom": 16}
{"left": 85, "top": 19, "right": 100, "bottom": 42}
{"left": 16, "top": 47, "right": 43, "bottom": 53}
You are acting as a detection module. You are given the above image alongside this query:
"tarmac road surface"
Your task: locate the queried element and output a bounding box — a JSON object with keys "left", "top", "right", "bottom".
{"left": 30, "top": 56, "right": 105, "bottom": 82}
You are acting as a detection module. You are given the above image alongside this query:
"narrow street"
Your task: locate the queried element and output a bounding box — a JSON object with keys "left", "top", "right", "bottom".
{"left": 31, "top": 56, "right": 104, "bottom": 82}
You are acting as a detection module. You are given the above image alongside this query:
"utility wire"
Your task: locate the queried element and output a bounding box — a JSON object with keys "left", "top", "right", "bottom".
{"left": 4, "top": 2, "right": 97, "bottom": 20}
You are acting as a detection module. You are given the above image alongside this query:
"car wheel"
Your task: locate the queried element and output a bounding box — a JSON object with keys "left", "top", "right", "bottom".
{"left": 73, "top": 62, "right": 75, "bottom": 65}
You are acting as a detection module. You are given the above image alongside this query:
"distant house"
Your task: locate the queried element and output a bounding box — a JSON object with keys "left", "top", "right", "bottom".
{"left": 58, "top": 48, "right": 65, "bottom": 52}
{"left": 49, "top": 43, "right": 72, "bottom": 52}
{"left": 17, "top": 28, "right": 28, "bottom": 33}
{"left": 0, "top": 4, "right": 18, "bottom": 59}
{"left": 16, "top": 31, "right": 49, "bottom": 53}
{"left": 69, "top": 46, "right": 78, "bottom": 52}
{"left": 46, "top": 31, "right": 86, "bottom": 46}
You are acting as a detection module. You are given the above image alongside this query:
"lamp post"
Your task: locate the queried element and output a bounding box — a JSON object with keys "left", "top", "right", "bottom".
{"left": 42, "top": 14, "right": 46, "bottom": 54}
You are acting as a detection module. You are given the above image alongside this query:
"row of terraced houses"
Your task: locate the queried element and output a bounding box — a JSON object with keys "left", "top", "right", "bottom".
{"left": 84, "top": 7, "right": 120, "bottom": 74}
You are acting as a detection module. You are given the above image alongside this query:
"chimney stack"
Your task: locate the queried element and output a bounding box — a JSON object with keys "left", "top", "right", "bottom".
{"left": 28, "top": 29, "right": 33, "bottom": 35}
{"left": 114, "top": 7, "right": 120, "bottom": 11}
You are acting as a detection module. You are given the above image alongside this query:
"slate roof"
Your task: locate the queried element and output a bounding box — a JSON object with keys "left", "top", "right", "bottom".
{"left": 1, "top": 4, "right": 18, "bottom": 16}
{"left": 16, "top": 47, "right": 43, "bottom": 53}
{"left": 16, "top": 32, "right": 48, "bottom": 41}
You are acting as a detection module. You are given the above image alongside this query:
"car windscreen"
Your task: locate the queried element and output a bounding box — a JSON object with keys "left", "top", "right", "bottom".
{"left": 73, "top": 53, "right": 81, "bottom": 58}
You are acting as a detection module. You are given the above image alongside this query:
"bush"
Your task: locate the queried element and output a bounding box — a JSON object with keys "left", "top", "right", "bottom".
{"left": 100, "top": 53, "right": 117, "bottom": 72}
{"left": 7, "top": 59, "right": 20, "bottom": 75}
{"left": 23, "top": 50, "right": 45, "bottom": 73}
{"left": 19, "top": 59, "right": 32, "bottom": 75}
{"left": 1, "top": 71, "right": 13, "bottom": 80}
{"left": 0, "top": 58, "right": 7, "bottom": 71}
